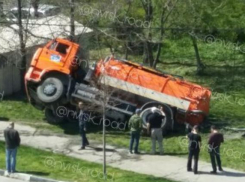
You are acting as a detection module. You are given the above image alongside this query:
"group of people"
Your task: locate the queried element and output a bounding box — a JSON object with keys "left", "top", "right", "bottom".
{"left": 78, "top": 103, "right": 166, "bottom": 154}
{"left": 128, "top": 107, "right": 225, "bottom": 175}
{"left": 128, "top": 107, "right": 165, "bottom": 154}
{"left": 3, "top": 104, "right": 224, "bottom": 177}
{"left": 187, "top": 125, "right": 224, "bottom": 174}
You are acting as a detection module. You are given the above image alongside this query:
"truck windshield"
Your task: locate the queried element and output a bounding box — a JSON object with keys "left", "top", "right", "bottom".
{"left": 56, "top": 43, "right": 69, "bottom": 55}
{"left": 48, "top": 41, "right": 69, "bottom": 55}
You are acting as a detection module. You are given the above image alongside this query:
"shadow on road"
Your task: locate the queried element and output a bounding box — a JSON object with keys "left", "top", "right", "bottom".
{"left": 198, "top": 170, "right": 245, "bottom": 177}
{"left": 89, "top": 146, "right": 117, "bottom": 152}
{"left": 17, "top": 171, "right": 49, "bottom": 176}
{"left": 0, "top": 118, "right": 9, "bottom": 121}
{"left": 139, "top": 152, "right": 188, "bottom": 156}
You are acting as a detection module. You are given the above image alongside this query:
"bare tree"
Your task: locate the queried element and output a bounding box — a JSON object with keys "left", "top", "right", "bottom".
{"left": 69, "top": 0, "right": 75, "bottom": 41}
{"left": 189, "top": 32, "right": 205, "bottom": 74}
{"left": 17, "top": 0, "right": 27, "bottom": 92}
{"left": 31, "top": 0, "right": 39, "bottom": 17}
{"left": 140, "top": 0, "right": 178, "bottom": 68}
{"left": 187, "top": 0, "right": 206, "bottom": 74}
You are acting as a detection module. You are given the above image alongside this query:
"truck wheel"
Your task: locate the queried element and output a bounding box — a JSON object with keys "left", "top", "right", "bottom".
{"left": 37, "top": 77, "right": 64, "bottom": 103}
{"left": 45, "top": 108, "right": 66, "bottom": 124}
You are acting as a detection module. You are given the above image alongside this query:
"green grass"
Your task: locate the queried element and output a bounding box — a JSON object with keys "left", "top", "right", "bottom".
{"left": 0, "top": 142, "right": 175, "bottom": 182}
{"left": 156, "top": 63, "right": 245, "bottom": 128}
{"left": 0, "top": 96, "right": 44, "bottom": 122}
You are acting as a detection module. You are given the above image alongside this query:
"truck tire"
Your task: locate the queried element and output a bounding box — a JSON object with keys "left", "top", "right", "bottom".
{"left": 45, "top": 108, "right": 66, "bottom": 124}
{"left": 37, "top": 77, "right": 64, "bottom": 103}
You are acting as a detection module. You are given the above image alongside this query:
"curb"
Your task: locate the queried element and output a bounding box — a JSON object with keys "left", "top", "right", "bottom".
{"left": 0, "top": 169, "right": 67, "bottom": 182}
{"left": 0, "top": 169, "right": 4, "bottom": 176}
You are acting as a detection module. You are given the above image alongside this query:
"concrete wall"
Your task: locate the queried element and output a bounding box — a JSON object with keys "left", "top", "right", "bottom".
{"left": 0, "top": 44, "right": 49, "bottom": 96}
{"left": 0, "top": 47, "right": 37, "bottom": 96}
{"left": 0, "top": 57, "right": 21, "bottom": 96}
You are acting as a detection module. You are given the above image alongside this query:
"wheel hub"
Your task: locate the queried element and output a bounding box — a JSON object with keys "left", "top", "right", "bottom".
{"left": 43, "top": 84, "right": 56, "bottom": 96}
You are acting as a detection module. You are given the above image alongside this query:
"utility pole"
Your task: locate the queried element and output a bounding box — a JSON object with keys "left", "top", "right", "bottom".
{"left": 17, "top": 0, "right": 26, "bottom": 92}
{"left": 70, "top": 0, "right": 75, "bottom": 41}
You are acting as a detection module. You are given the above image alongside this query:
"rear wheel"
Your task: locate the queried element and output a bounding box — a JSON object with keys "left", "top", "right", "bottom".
{"left": 37, "top": 77, "right": 64, "bottom": 103}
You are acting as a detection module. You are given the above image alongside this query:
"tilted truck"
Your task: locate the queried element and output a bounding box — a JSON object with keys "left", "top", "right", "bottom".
{"left": 25, "top": 38, "right": 211, "bottom": 131}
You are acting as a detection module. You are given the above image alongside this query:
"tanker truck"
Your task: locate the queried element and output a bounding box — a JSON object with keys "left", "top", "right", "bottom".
{"left": 25, "top": 38, "right": 211, "bottom": 131}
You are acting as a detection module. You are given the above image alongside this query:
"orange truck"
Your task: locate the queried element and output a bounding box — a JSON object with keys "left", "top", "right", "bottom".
{"left": 25, "top": 38, "right": 211, "bottom": 131}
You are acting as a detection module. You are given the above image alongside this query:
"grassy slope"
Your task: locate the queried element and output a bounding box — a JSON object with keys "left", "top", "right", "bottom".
{"left": 161, "top": 38, "right": 245, "bottom": 127}
{"left": 89, "top": 37, "right": 245, "bottom": 127}
{"left": 0, "top": 142, "right": 175, "bottom": 182}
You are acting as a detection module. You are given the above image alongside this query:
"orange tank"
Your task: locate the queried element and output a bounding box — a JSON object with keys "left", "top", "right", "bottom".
{"left": 94, "top": 57, "right": 211, "bottom": 125}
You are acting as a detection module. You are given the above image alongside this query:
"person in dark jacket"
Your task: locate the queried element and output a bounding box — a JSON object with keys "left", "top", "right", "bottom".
{"left": 208, "top": 125, "right": 224, "bottom": 174}
{"left": 78, "top": 102, "right": 89, "bottom": 150}
{"left": 187, "top": 125, "right": 201, "bottom": 174}
{"left": 4, "top": 122, "right": 21, "bottom": 175}
{"left": 147, "top": 107, "right": 165, "bottom": 155}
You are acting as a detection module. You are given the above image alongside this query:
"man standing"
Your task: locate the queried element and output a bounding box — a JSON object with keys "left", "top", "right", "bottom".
{"left": 187, "top": 125, "right": 201, "bottom": 174}
{"left": 78, "top": 102, "right": 89, "bottom": 150}
{"left": 128, "top": 109, "right": 143, "bottom": 154}
{"left": 208, "top": 125, "right": 224, "bottom": 174}
{"left": 147, "top": 107, "right": 165, "bottom": 155}
{"left": 4, "top": 122, "right": 21, "bottom": 176}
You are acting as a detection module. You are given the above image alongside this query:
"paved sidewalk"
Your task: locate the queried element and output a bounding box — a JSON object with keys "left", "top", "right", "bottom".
{"left": 0, "top": 176, "right": 24, "bottom": 182}
{"left": 0, "top": 121, "right": 245, "bottom": 182}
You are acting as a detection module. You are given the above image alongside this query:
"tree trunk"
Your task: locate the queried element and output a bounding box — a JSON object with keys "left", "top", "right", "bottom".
{"left": 147, "top": 41, "right": 154, "bottom": 67}
{"left": 31, "top": 0, "right": 39, "bottom": 17}
{"left": 153, "top": 7, "right": 165, "bottom": 69}
{"left": 141, "top": 0, "right": 154, "bottom": 67}
{"left": 143, "top": 42, "right": 149, "bottom": 65}
{"left": 18, "top": 0, "right": 26, "bottom": 92}
{"left": 191, "top": 35, "right": 205, "bottom": 74}
{"left": 70, "top": 0, "right": 75, "bottom": 41}
{"left": 143, "top": 41, "right": 154, "bottom": 66}
{"left": 125, "top": 41, "right": 128, "bottom": 59}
